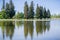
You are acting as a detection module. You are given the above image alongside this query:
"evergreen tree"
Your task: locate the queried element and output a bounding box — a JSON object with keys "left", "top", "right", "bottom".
{"left": 6, "top": 3, "right": 10, "bottom": 18}
{"left": 2, "top": 0, "right": 5, "bottom": 9}
{"left": 47, "top": 9, "right": 51, "bottom": 18}
{"left": 43, "top": 8, "right": 47, "bottom": 18}
{"left": 29, "top": 1, "right": 34, "bottom": 18}
{"left": 9, "top": 0, "right": 15, "bottom": 18}
{"left": 36, "top": 4, "right": 40, "bottom": 18}
{"left": 5, "top": 0, "right": 15, "bottom": 19}
{"left": 39, "top": 6, "right": 43, "bottom": 19}
{"left": 24, "top": 1, "right": 29, "bottom": 19}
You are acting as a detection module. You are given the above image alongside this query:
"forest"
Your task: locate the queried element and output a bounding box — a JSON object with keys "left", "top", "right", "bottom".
{"left": 0, "top": 0, "right": 51, "bottom": 19}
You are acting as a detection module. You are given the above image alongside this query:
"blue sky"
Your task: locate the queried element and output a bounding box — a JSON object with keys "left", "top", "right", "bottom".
{"left": 0, "top": 0, "right": 60, "bottom": 15}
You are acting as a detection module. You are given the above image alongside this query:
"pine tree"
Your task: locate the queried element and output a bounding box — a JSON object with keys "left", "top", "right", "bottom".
{"left": 6, "top": 3, "right": 10, "bottom": 18}
{"left": 29, "top": 1, "right": 34, "bottom": 18}
{"left": 36, "top": 4, "right": 40, "bottom": 18}
{"left": 9, "top": 0, "right": 15, "bottom": 18}
{"left": 5, "top": 0, "right": 15, "bottom": 18}
{"left": 47, "top": 9, "right": 51, "bottom": 18}
{"left": 2, "top": 0, "right": 5, "bottom": 9}
{"left": 24, "top": 1, "right": 29, "bottom": 19}
{"left": 43, "top": 8, "right": 47, "bottom": 18}
{"left": 39, "top": 6, "right": 43, "bottom": 19}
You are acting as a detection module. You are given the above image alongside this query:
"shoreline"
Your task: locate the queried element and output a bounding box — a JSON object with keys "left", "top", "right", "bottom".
{"left": 0, "top": 18, "right": 60, "bottom": 21}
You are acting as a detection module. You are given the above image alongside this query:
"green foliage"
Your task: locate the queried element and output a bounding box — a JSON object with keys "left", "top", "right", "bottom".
{"left": 0, "top": 14, "right": 2, "bottom": 19}
{"left": 36, "top": 4, "right": 40, "bottom": 18}
{"left": 51, "top": 14, "right": 60, "bottom": 18}
{"left": 1, "top": 0, "right": 15, "bottom": 19}
{"left": 46, "top": 9, "right": 51, "bottom": 18}
{"left": 0, "top": 0, "right": 15, "bottom": 19}
{"left": 9, "top": 0, "right": 15, "bottom": 18}
{"left": 36, "top": 5, "right": 44, "bottom": 19}
{"left": 24, "top": 1, "right": 29, "bottom": 19}
{"left": 28, "top": 1, "right": 34, "bottom": 19}
{"left": 36, "top": 4, "right": 51, "bottom": 19}
{"left": 13, "top": 12, "right": 24, "bottom": 19}
{"left": 0, "top": 0, "right": 51, "bottom": 19}
{"left": 24, "top": 1, "right": 34, "bottom": 19}
{"left": 0, "top": 11, "right": 3, "bottom": 19}
{"left": 2, "top": 0, "right": 5, "bottom": 9}
{"left": 43, "top": 8, "right": 47, "bottom": 18}
{"left": 39, "top": 6, "right": 43, "bottom": 19}
{"left": 5, "top": 3, "right": 10, "bottom": 18}
{"left": 0, "top": 10, "right": 7, "bottom": 19}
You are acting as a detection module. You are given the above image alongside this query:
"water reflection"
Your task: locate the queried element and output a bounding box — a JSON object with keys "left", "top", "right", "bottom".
{"left": 0, "top": 21, "right": 15, "bottom": 40}
{"left": 36, "top": 21, "right": 50, "bottom": 36}
{"left": 15, "top": 21, "right": 23, "bottom": 28}
{"left": 0, "top": 21, "right": 50, "bottom": 40}
{"left": 24, "top": 21, "right": 34, "bottom": 40}
{"left": 24, "top": 21, "right": 50, "bottom": 40}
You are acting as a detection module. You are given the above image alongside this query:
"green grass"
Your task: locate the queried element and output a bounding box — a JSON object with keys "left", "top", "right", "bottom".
{"left": 0, "top": 18, "right": 60, "bottom": 21}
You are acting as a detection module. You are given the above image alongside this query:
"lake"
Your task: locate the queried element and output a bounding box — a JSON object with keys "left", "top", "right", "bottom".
{"left": 0, "top": 19, "right": 60, "bottom": 40}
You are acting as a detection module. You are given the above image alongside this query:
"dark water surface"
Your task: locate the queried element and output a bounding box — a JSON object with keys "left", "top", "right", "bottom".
{"left": 0, "top": 20, "right": 60, "bottom": 40}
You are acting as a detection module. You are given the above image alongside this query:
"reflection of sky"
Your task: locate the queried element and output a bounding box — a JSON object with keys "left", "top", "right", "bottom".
{"left": 14, "top": 20, "right": 60, "bottom": 40}
{"left": 0, "top": 28, "right": 2, "bottom": 40}
{"left": 34, "top": 20, "right": 60, "bottom": 40}
{"left": 0, "top": 20, "right": 60, "bottom": 40}
{"left": 0, "top": 0, "right": 60, "bottom": 15}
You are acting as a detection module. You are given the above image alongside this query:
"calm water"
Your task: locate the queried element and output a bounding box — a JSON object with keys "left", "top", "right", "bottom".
{"left": 0, "top": 20, "right": 60, "bottom": 40}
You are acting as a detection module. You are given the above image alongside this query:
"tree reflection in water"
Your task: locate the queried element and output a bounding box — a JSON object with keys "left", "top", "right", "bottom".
{"left": 24, "top": 21, "right": 50, "bottom": 40}
{"left": 24, "top": 21, "right": 34, "bottom": 40}
{"left": 15, "top": 21, "right": 23, "bottom": 28}
{"left": 36, "top": 21, "right": 50, "bottom": 36}
{"left": 0, "top": 21, "right": 15, "bottom": 40}
{"left": 0, "top": 21, "right": 50, "bottom": 40}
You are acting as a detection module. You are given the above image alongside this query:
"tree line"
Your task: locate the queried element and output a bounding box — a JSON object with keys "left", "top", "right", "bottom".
{"left": 0, "top": 0, "right": 15, "bottom": 19}
{"left": 0, "top": 0, "right": 51, "bottom": 19}
{"left": 24, "top": 1, "right": 51, "bottom": 19}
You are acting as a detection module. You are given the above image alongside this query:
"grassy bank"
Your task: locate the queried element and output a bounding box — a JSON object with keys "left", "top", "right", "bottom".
{"left": 0, "top": 18, "right": 60, "bottom": 21}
